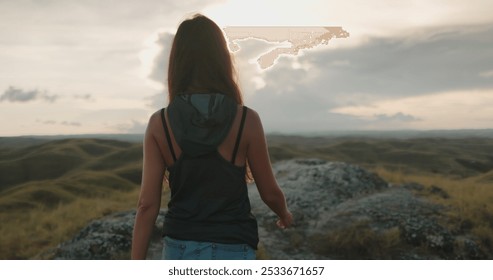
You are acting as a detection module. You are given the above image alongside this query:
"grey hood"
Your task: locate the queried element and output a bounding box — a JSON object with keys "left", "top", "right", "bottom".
{"left": 167, "top": 93, "right": 237, "bottom": 157}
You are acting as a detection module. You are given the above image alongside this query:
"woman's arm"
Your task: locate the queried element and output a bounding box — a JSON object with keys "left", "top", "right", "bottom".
{"left": 131, "top": 114, "right": 166, "bottom": 259}
{"left": 246, "top": 109, "right": 293, "bottom": 228}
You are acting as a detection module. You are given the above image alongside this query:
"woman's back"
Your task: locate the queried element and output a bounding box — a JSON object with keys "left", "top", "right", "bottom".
{"left": 157, "top": 93, "right": 258, "bottom": 248}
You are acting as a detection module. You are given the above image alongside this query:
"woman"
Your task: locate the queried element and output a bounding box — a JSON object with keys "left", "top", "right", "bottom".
{"left": 131, "top": 14, "right": 292, "bottom": 260}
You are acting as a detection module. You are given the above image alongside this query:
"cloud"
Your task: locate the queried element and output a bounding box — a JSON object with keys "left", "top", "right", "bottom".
{"left": 36, "top": 119, "right": 81, "bottom": 127}
{"left": 147, "top": 32, "right": 175, "bottom": 86}
{"left": 144, "top": 92, "right": 167, "bottom": 109}
{"left": 373, "top": 112, "right": 421, "bottom": 122}
{"left": 330, "top": 89, "right": 493, "bottom": 129}
{"left": 140, "top": 31, "right": 177, "bottom": 109}
{"left": 0, "top": 0, "right": 224, "bottom": 28}
{"left": 0, "top": 86, "right": 58, "bottom": 103}
{"left": 480, "top": 70, "right": 493, "bottom": 78}
{"left": 36, "top": 119, "right": 57, "bottom": 125}
{"left": 114, "top": 120, "right": 147, "bottom": 134}
{"left": 292, "top": 25, "right": 493, "bottom": 102}
{"left": 61, "top": 121, "right": 81, "bottom": 127}
{"left": 73, "top": 94, "right": 94, "bottom": 101}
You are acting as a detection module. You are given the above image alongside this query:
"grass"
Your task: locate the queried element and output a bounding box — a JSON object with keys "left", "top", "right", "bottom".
{"left": 310, "top": 223, "right": 404, "bottom": 259}
{"left": 0, "top": 189, "right": 140, "bottom": 259}
{"left": 371, "top": 166, "right": 493, "bottom": 254}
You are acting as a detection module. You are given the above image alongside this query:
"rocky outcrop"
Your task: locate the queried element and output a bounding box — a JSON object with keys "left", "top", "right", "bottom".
{"left": 249, "top": 159, "right": 487, "bottom": 259}
{"left": 53, "top": 159, "right": 490, "bottom": 259}
{"left": 54, "top": 210, "right": 165, "bottom": 260}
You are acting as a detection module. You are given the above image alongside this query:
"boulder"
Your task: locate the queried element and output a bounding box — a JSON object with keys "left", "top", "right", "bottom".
{"left": 54, "top": 210, "right": 165, "bottom": 259}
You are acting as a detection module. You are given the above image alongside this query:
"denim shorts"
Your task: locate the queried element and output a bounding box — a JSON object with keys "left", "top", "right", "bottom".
{"left": 162, "top": 236, "right": 256, "bottom": 260}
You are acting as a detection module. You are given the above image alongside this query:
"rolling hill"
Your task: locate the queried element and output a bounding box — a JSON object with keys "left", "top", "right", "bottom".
{"left": 266, "top": 135, "right": 493, "bottom": 181}
{"left": 0, "top": 138, "right": 145, "bottom": 259}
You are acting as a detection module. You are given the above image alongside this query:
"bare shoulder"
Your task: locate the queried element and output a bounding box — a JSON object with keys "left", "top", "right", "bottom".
{"left": 147, "top": 109, "right": 164, "bottom": 134}
{"left": 245, "top": 107, "right": 262, "bottom": 130}
{"left": 243, "top": 107, "right": 265, "bottom": 142}
{"left": 149, "top": 109, "right": 163, "bottom": 123}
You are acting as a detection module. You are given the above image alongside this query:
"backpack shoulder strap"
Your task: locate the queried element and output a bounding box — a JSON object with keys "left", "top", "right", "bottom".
{"left": 231, "top": 106, "right": 248, "bottom": 164}
{"left": 160, "top": 108, "right": 177, "bottom": 162}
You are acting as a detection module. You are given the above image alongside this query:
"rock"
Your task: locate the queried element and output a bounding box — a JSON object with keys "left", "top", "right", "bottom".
{"left": 429, "top": 185, "right": 450, "bottom": 199}
{"left": 402, "top": 182, "right": 425, "bottom": 191}
{"left": 54, "top": 210, "right": 165, "bottom": 260}
{"left": 458, "top": 237, "right": 488, "bottom": 259}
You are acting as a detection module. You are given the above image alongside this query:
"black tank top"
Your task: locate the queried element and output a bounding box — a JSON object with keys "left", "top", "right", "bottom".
{"left": 160, "top": 93, "right": 258, "bottom": 249}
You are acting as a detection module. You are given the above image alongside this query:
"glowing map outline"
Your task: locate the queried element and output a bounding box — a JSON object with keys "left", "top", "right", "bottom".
{"left": 223, "top": 26, "right": 349, "bottom": 69}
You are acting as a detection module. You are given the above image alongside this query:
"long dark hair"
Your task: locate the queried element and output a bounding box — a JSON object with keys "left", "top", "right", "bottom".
{"left": 167, "top": 14, "right": 243, "bottom": 104}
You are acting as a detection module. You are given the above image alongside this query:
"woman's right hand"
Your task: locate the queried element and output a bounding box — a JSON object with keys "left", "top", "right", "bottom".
{"left": 276, "top": 210, "right": 293, "bottom": 229}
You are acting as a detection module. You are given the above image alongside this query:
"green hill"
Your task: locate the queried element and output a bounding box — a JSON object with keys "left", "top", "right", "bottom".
{"left": 0, "top": 138, "right": 140, "bottom": 192}
{"left": 0, "top": 138, "right": 147, "bottom": 259}
{"left": 267, "top": 136, "right": 493, "bottom": 181}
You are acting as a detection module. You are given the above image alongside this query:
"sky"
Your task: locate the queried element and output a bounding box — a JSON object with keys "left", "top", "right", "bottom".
{"left": 1, "top": 0, "right": 493, "bottom": 136}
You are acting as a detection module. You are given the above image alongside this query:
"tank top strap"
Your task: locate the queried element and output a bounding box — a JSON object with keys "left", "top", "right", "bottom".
{"left": 231, "top": 106, "right": 248, "bottom": 164}
{"left": 161, "top": 108, "right": 177, "bottom": 162}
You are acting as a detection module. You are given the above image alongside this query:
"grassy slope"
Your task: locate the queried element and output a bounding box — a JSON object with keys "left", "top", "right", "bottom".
{"left": 0, "top": 139, "right": 156, "bottom": 259}
{"left": 267, "top": 136, "right": 493, "bottom": 179}
{"left": 0, "top": 136, "right": 492, "bottom": 259}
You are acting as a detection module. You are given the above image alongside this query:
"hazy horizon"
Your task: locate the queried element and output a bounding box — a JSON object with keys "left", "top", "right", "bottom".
{"left": 3, "top": 128, "right": 493, "bottom": 141}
